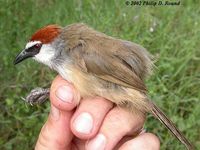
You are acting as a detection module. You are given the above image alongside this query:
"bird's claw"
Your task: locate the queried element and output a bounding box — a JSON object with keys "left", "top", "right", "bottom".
{"left": 23, "top": 87, "right": 50, "bottom": 105}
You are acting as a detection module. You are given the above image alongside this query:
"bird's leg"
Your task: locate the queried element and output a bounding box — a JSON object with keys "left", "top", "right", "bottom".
{"left": 23, "top": 87, "right": 50, "bottom": 105}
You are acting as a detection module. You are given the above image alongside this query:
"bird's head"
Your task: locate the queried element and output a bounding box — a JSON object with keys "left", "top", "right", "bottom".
{"left": 14, "top": 25, "right": 62, "bottom": 66}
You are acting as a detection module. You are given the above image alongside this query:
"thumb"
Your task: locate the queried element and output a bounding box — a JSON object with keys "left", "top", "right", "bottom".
{"left": 35, "top": 75, "right": 80, "bottom": 150}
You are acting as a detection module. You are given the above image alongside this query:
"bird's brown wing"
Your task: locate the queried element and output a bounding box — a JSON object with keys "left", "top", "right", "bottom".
{"left": 69, "top": 42, "right": 147, "bottom": 93}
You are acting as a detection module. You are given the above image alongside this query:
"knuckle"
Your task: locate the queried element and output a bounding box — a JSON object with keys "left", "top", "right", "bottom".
{"left": 104, "top": 108, "right": 133, "bottom": 134}
{"left": 104, "top": 107, "right": 145, "bottom": 135}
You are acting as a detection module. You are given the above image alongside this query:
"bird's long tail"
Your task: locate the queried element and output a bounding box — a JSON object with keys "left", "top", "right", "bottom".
{"left": 149, "top": 101, "right": 194, "bottom": 150}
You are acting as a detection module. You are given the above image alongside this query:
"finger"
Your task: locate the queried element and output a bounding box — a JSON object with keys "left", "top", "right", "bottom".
{"left": 71, "top": 97, "right": 113, "bottom": 139}
{"left": 114, "top": 128, "right": 146, "bottom": 149}
{"left": 86, "top": 107, "right": 145, "bottom": 150}
{"left": 35, "top": 103, "right": 74, "bottom": 149}
{"left": 50, "top": 75, "right": 81, "bottom": 111}
{"left": 118, "top": 133, "right": 160, "bottom": 150}
{"left": 35, "top": 75, "right": 80, "bottom": 150}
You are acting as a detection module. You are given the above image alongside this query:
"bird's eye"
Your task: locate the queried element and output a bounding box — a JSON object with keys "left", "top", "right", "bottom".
{"left": 34, "top": 43, "right": 42, "bottom": 49}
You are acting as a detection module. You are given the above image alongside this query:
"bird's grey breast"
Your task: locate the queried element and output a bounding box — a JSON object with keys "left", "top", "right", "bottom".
{"left": 50, "top": 36, "right": 74, "bottom": 82}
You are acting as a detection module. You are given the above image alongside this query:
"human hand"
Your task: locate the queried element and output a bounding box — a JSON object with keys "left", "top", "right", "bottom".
{"left": 35, "top": 75, "right": 160, "bottom": 150}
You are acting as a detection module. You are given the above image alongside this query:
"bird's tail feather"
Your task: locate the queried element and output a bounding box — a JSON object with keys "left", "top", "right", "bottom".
{"left": 149, "top": 101, "right": 194, "bottom": 150}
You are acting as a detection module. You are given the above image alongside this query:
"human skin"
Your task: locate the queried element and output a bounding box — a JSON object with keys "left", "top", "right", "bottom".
{"left": 35, "top": 75, "right": 160, "bottom": 150}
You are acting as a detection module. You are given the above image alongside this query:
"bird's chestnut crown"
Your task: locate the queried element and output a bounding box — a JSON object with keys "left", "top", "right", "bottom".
{"left": 30, "top": 24, "right": 61, "bottom": 44}
{"left": 14, "top": 25, "right": 61, "bottom": 65}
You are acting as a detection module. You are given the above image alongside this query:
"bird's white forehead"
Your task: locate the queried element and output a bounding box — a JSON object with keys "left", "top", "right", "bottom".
{"left": 25, "top": 41, "right": 41, "bottom": 49}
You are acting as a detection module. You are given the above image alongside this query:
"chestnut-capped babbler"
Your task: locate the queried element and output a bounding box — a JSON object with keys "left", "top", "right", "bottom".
{"left": 14, "top": 23, "right": 193, "bottom": 149}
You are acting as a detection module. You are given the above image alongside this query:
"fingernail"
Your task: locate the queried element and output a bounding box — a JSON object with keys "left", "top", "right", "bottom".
{"left": 56, "top": 86, "right": 73, "bottom": 103}
{"left": 86, "top": 133, "right": 106, "bottom": 150}
{"left": 50, "top": 105, "right": 60, "bottom": 121}
{"left": 73, "top": 112, "right": 93, "bottom": 134}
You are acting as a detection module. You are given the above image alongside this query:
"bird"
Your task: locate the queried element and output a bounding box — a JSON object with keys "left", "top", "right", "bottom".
{"left": 14, "top": 23, "right": 193, "bottom": 149}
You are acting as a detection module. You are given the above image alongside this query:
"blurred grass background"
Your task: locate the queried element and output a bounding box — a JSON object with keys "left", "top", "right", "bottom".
{"left": 0, "top": 0, "right": 199, "bottom": 149}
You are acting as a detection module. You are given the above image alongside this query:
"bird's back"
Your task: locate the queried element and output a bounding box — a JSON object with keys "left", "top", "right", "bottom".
{"left": 57, "top": 23, "right": 154, "bottom": 113}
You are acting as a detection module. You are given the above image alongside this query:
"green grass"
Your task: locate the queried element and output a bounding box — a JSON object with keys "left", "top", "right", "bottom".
{"left": 0, "top": 0, "right": 199, "bottom": 149}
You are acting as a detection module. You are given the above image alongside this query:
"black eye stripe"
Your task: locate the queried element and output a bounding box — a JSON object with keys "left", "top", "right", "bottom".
{"left": 25, "top": 46, "right": 35, "bottom": 52}
{"left": 25, "top": 44, "right": 42, "bottom": 53}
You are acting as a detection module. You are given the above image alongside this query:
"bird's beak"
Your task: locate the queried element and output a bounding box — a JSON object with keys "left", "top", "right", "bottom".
{"left": 14, "top": 49, "right": 35, "bottom": 65}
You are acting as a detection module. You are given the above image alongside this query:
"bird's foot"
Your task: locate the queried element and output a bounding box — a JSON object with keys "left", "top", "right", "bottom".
{"left": 23, "top": 87, "right": 50, "bottom": 105}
